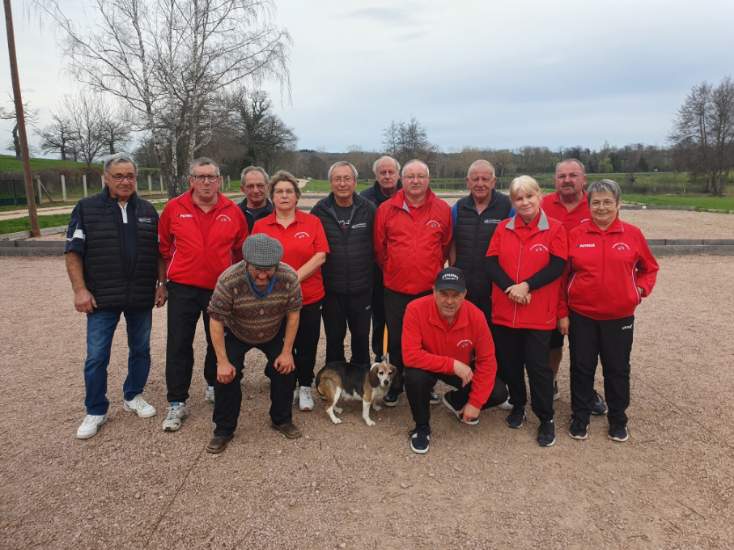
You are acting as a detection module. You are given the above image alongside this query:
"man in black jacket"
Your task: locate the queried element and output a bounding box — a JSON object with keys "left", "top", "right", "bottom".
{"left": 238, "top": 165, "right": 274, "bottom": 232}
{"left": 450, "top": 159, "right": 512, "bottom": 325}
{"left": 312, "top": 161, "right": 376, "bottom": 367}
{"left": 65, "top": 153, "right": 166, "bottom": 440}
{"left": 360, "top": 155, "right": 401, "bottom": 361}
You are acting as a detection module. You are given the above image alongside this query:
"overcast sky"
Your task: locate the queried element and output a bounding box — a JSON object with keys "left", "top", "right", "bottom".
{"left": 1, "top": 0, "right": 733, "bottom": 156}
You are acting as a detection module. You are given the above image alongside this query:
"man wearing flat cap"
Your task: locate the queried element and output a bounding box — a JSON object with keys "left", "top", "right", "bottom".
{"left": 401, "top": 267, "right": 508, "bottom": 454}
{"left": 206, "top": 233, "right": 303, "bottom": 453}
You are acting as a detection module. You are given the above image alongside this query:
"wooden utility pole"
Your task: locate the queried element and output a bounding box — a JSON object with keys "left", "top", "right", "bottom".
{"left": 3, "top": 0, "right": 40, "bottom": 237}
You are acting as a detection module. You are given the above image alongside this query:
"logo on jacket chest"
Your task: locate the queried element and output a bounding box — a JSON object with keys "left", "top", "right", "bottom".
{"left": 530, "top": 243, "right": 549, "bottom": 253}
{"left": 612, "top": 242, "right": 632, "bottom": 252}
{"left": 178, "top": 213, "right": 193, "bottom": 219}
{"left": 425, "top": 219, "right": 442, "bottom": 229}
{"left": 138, "top": 217, "right": 153, "bottom": 224}
{"left": 456, "top": 339, "right": 473, "bottom": 350}
{"left": 216, "top": 214, "right": 232, "bottom": 223}
{"left": 578, "top": 243, "right": 596, "bottom": 248}
{"left": 294, "top": 231, "right": 311, "bottom": 239}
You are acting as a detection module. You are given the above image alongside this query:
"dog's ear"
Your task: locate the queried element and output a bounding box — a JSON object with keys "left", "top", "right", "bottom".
{"left": 368, "top": 366, "right": 380, "bottom": 388}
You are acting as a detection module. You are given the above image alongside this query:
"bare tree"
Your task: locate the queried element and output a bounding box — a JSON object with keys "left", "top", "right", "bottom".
{"left": 1, "top": 100, "right": 37, "bottom": 159}
{"left": 381, "top": 117, "right": 436, "bottom": 166}
{"left": 97, "top": 102, "right": 133, "bottom": 155}
{"left": 37, "top": 114, "right": 78, "bottom": 161}
{"left": 224, "top": 88, "right": 296, "bottom": 172}
{"left": 671, "top": 78, "right": 734, "bottom": 195}
{"left": 42, "top": 0, "right": 291, "bottom": 197}
{"left": 63, "top": 94, "right": 106, "bottom": 167}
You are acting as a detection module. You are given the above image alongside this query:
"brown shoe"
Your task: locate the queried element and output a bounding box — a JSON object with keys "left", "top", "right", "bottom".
{"left": 271, "top": 421, "right": 302, "bottom": 439}
{"left": 206, "top": 434, "right": 233, "bottom": 454}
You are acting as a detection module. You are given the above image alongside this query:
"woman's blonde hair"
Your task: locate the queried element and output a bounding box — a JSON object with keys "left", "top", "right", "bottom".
{"left": 508, "top": 175, "right": 541, "bottom": 199}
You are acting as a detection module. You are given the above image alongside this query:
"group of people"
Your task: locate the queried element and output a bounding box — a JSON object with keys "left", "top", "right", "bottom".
{"left": 65, "top": 152, "right": 658, "bottom": 455}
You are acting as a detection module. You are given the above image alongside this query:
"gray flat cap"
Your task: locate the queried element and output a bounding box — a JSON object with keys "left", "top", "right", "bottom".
{"left": 242, "top": 234, "right": 283, "bottom": 267}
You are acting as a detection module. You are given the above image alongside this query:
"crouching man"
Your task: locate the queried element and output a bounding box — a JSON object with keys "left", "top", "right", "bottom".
{"left": 206, "top": 234, "right": 302, "bottom": 454}
{"left": 402, "top": 267, "right": 508, "bottom": 454}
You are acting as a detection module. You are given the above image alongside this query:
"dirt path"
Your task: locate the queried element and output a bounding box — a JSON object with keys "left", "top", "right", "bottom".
{"left": 0, "top": 252, "right": 732, "bottom": 549}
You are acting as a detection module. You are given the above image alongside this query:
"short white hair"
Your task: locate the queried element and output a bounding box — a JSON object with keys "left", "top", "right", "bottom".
{"left": 466, "top": 159, "right": 495, "bottom": 178}
{"left": 372, "top": 155, "right": 400, "bottom": 175}
{"left": 401, "top": 159, "right": 430, "bottom": 178}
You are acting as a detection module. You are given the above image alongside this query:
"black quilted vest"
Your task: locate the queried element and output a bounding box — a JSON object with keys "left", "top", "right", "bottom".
{"left": 80, "top": 190, "right": 159, "bottom": 310}
{"left": 453, "top": 191, "right": 512, "bottom": 299}
{"left": 311, "top": 193, "right": 376, "bottom": 295}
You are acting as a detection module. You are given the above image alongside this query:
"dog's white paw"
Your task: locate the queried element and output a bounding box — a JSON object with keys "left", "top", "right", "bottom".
{"left": 329, "top": 415, "right": 342, "bottom": 424}
{"left": 334, "top": 406, "right": 343, "bottom": 414}
{"left": 365, "top": 418, "right": 376, "bottom": 427}
{"left": 372, "top": 404, "right": 382, "bottom": 411}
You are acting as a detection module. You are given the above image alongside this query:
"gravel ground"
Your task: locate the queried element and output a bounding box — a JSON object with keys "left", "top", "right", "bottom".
{"left": 1, "top": 251, "right": 733, "bottom": 548}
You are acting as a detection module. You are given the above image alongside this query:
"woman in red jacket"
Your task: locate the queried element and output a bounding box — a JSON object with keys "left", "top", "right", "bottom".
{"left": 558, "top": 179, "right": 658, "bottom": 443}
{"left": 486, "top": 176, "right": 567, "bottom": 447}
{"left": 252, "top": 171, "right": 329, "bottom": 412}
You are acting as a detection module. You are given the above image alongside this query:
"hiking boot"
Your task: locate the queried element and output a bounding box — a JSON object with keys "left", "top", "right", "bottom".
{"left": 537, "top": 420, "right": 556, "bottom": 447}
{"left": 162, "top": 402, "right": 188, "bottom": 432}
{"left": 409, "top": 427, "right": 431, "bottom": 454}
{"left": 206, "top": 434, "right": 233, "bottom": 454}
{"left": 271, "top": 421, "right": 302, "bottom": 439}
{"left": 608, "top": 423, "right": 629, "bottom": 442}
{"left": 506, "top": 408, "right": 526, "bottom": 429}
{"left": 568, "top": 417, "right": 589, "bottom": 440}
{"left": 76, "top": 414, "right": 108, "bottom": 439}
{"left": 123, "top": 395, "right": 156, "bottom": 418}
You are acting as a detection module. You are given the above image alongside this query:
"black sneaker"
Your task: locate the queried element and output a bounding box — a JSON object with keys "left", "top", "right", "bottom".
{"left": 591, "top": 391, "right": 608, "bottom": 416}
{"left": 506, "top": 408, "right": 526, "bottom": 429}
{"left": 553, "top": 380, "right": 560, "bottom": 401}
{"left": 383, "top": 388, "right": 400, "bottom": 407}
{"left": 429, "top": 391, "right": 441, "bottom": 405}
{"left": 568, "top": 417, "right": 589, "bottom": 440}
{"left": 409, "top": 427, "right": 430, "bottom": 454}
{"left": 608, "top": 423, "right": 629, "bottom": 442}
{"left": 537, "top": 420, "right": 556, "bottom": 447}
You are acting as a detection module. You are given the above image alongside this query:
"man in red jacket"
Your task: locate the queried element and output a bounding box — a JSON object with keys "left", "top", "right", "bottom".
{"left": 541, "top": 159, "right": 607, "bottom": 416}
{"left": 402, "top": 267, "right": 508, "bottom": 454}
{"left": 159, "top": 157, "right": 248, "bottom": 432}
{"left": 374, "top": 159, "right": 452, "bottom": 406}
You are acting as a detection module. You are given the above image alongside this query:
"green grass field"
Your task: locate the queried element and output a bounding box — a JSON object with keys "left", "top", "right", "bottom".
{"left": 0, "top": 154, "right": 93, "bottom": 172}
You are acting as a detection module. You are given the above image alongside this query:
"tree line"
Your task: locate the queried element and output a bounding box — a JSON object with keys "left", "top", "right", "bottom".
{"left": 11, "top": 2, "right": 733, "bottom": 196}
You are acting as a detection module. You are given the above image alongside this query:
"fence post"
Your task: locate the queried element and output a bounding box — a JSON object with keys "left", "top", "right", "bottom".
{"left": 82, "top": 174, "right": 88, "bottom": 197}
{"left": 60, "top": 174, "right": 67, "bottom": 201}
{"left": 147, "top": 174, "right": 152, "bottom": 193}
{"left": 226, "top": 175, "right": 231, "bottom": 191}
{"left": 159, "top": 174, "right": 164, "bottom": 193}
{"left": 36, "top": 176, "right": 42, "bottom": 204}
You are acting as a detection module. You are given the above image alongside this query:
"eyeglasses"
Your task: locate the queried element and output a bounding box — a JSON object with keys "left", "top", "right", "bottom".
{"left": 109, "top": 173, "right": 136, "bottom": 182}
{"left": 190, "top": 174, "right": 220, "bottom": 183}
{"left": 590, "top": 199, "right": 617, "bottom": 208}
{"left": 403, "top": 174, "right": 429, "bottom": 181}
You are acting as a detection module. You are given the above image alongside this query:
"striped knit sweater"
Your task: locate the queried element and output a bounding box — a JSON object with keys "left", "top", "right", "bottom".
{"left": 208, "top": 261, "right": 302, "bottom": 344}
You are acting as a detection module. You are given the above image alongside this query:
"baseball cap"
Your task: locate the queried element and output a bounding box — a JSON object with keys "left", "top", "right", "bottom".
{"left": 434, "top": 267, "right": 466, "bottom": 292}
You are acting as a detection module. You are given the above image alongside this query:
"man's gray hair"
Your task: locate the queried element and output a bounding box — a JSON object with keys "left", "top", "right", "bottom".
{"left": 241, "top": 165, "right": 269, "bottom": 183}
{"left": 466, "top": 159, "right": 495, "bottom": 178}
{"left": 189, "top": 157, "right": 220, "bottom": 176}
{"left": 372, "top": 155, "right": 400, "bottom": 175}
{"left": 401, "top": 159, "right": 430, "bottom": 178}
{"left": 327, "top": 161, "right": 358, "bottom": 181}
{"left": 555, "top": 158, "right": 586, "bottom": 174}
{"left": 103, "top": 152, "right": 137, "bottom": 174}
{"left": 587, "top": 179, "right": 621, "bottom": 205}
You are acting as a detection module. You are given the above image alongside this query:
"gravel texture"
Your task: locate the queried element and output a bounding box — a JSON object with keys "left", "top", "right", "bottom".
{"left": 1, "top": 244, "right": 733, "bottom": 548}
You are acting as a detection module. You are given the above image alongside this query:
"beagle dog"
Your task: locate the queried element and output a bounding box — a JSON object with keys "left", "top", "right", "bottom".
{"left": 315, "top": 360, "right": 396, "bottom": 426}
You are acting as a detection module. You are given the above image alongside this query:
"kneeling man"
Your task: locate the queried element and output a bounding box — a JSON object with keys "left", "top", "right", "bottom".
{"left": 206, "top": 234, "right": 302, "bottom": 453}
{"left": 402, "top": 267, "right": 507, "bottom": 454}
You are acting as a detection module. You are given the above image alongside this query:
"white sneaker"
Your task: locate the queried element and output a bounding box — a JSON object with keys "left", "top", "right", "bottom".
{"left": 205, "top": 385, "right": 215, "bottom": 404}
{"left": 498, "top": 398, "right": 513, "bottom": 411}
{"left": 123, "top": 395, "right": 157, "bottom": 418}
{"left": 299, "top": 386, "right": 314, "bottom": 411}
{"left": 162, "top": 402, "right": 188, "bottom": 432}
{"left": 76, "top": 414, "right": 108, "bottom": 439}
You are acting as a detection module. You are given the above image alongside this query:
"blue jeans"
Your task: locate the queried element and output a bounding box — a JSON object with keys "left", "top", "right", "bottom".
{"left": 84, "top": 308, "right": 153, "bottom": 415}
